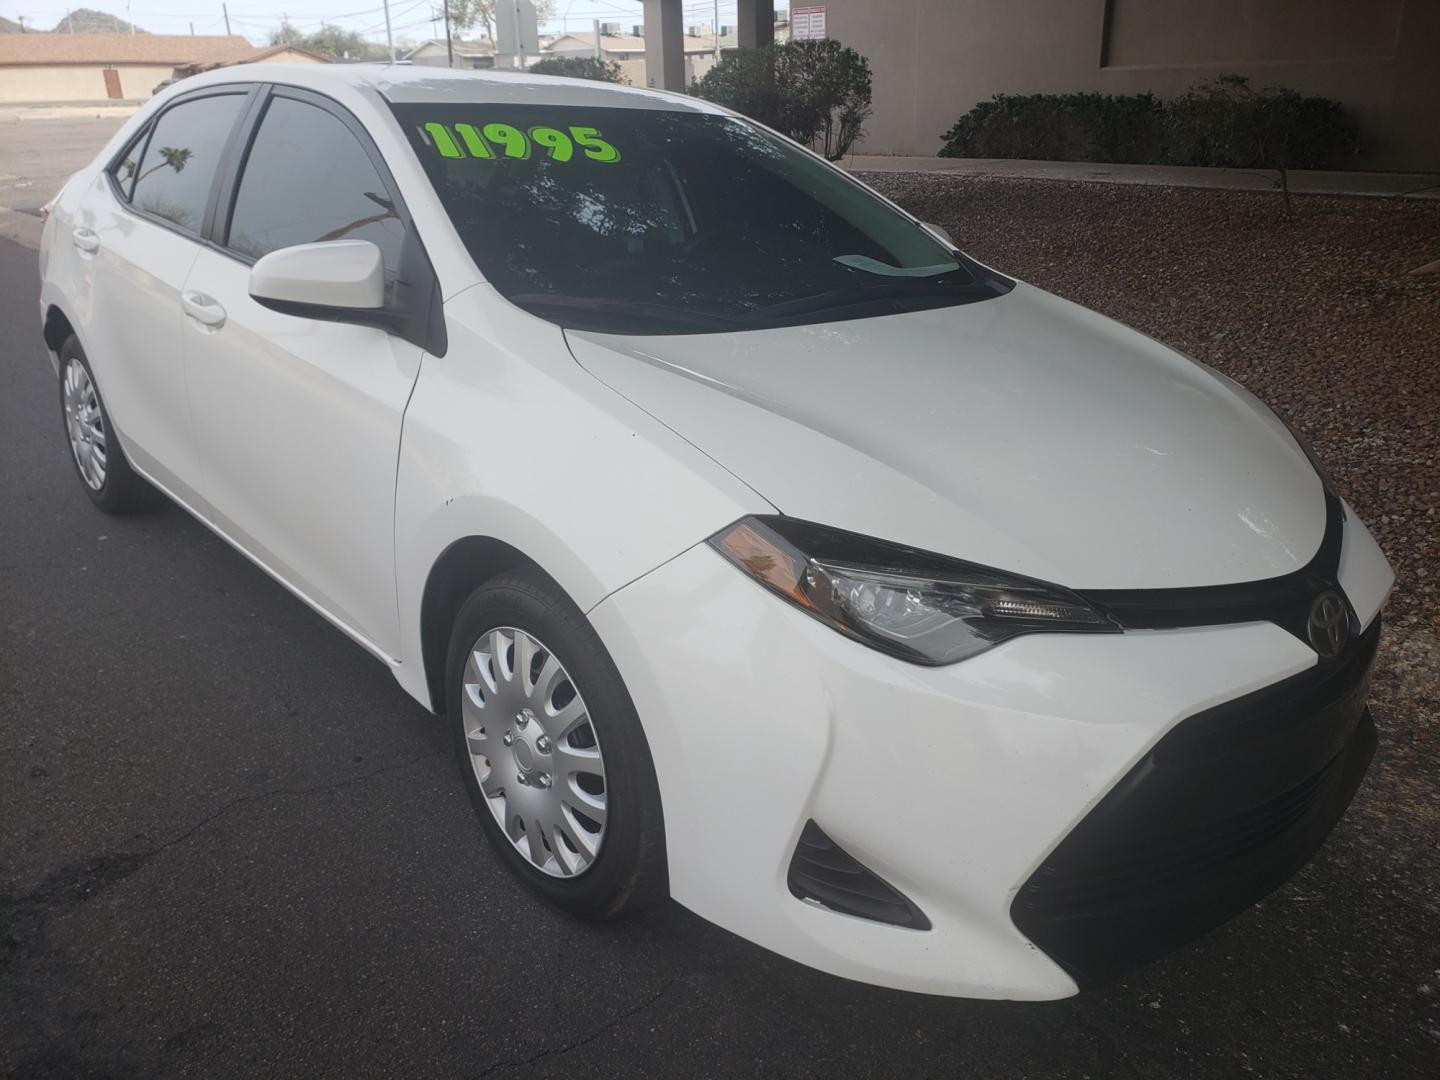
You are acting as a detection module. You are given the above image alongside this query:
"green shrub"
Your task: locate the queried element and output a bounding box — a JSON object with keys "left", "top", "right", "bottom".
{"left": 938, "top": 76, "right": 1356, "bottom": 174}
{"left": 939, "top": 92, "right": 1167, "bottom": 163}
{"left": 528, "top": 55, "right": 627, "bottom": 83}
{"left": 691, "top": 40, "right": 873, "bottom": 161}
{"left": 1165, "top": 74, "right": 1357, "bottom": 170}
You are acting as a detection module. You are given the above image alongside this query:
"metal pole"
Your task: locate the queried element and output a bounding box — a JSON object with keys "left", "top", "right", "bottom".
{"left": 383, "top": 0, "right": 397, "bottom": 62}
{"left": 714, "top": 0, "right": 719, "bottom": 60}
{"left": 513, "top": 0, "right": 524, "bottom": 69}
{"left": 189, "top": 21, "right": 195, "bottom": 35}
{"left": 593, "top": 17, "right": 601, "bottom": 59}
{"left": 223, "top": 3, "right": 231, "bottom": 35}
{"left": 444, "top": 2, "right": 454, "bottom": 67}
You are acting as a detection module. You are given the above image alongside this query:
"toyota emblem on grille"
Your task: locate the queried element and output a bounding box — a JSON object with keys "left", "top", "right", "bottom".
{"left": 1307, "top": 592, "right": 1349, "bottom": 659}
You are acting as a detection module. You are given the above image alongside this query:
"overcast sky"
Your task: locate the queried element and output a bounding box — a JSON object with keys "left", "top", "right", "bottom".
{"left": 6, "top": 1, "right": 764, "bottom": 46}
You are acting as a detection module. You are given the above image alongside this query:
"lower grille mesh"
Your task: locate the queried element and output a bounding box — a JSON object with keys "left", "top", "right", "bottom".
{"left": 788, "top": 821, "right": 931, "bottom": 931}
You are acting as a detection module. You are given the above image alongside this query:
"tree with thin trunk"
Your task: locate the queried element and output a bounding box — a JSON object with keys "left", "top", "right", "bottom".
{"left": 136, "top": 146, "right": 193, "bottom": 185}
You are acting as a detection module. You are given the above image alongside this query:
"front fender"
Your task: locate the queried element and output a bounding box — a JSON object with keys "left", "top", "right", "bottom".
{"left": 390, "top": 285, "right": 772, "bottom": 709}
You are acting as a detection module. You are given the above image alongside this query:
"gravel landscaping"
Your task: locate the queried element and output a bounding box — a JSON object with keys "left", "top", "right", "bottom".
{"left": 868, "top": 174, "right": 1440, "bottom": 1020}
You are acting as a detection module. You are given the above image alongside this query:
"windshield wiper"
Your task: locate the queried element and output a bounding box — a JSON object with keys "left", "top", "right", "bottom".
{"left": 741, "top": 278, "right": 986, "bottom": 321}
{"left": 508, "top": 294, "right": 741, "bottom": 333}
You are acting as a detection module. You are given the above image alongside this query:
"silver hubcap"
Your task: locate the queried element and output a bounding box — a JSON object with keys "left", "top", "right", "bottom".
{"left": 62, "top": 358, "right": 106, "bottom": 491}
{"left": 462, "top": 627, "right": 608, "bottom": 878}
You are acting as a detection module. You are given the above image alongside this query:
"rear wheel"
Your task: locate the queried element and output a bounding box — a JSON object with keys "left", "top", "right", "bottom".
{"left": 445, "top": 568, "right": 667, "bottom": 918}
{"left": 57, "top": 336, "right": 150, "bottom": 513}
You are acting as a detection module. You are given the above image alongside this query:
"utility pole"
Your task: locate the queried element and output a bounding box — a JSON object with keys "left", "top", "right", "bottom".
{"left": 383, "top": 0, "right": 396, "bottom": 62}
{"left": 443, "top": 2, "right": 454, "bottom": 67}
{"left": 189, "top": 22, "right": 195, "bottom": 35}
{"left": 223, "top": 3, "right": 231, "bottom": 35}
{"left": 593, "top": 17, "right": 601, "bottom": 59}
{"left": 713, "top": 0, "right": 720, "bottom": 60}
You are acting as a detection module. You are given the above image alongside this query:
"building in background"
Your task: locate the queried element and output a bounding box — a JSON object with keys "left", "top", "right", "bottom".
{"left": 543, "top": 27, "right": 711, "bottom": 84}
{"left": 404, "top": 38, "right": 497, "bottom": 69}
{"left": 541, "top": 14, "right": 789, "bottom": 86}
{"left": 819, "top": 0, "right": 1440, "bottom": 171}
{"left": 0, "top": 33, "right": 327, "bottom": 103}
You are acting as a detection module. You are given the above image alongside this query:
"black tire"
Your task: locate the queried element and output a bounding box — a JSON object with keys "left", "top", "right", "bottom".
{"left": 57, "top": 335, "right": 152, "bottom": 514}
{"left": 445, "top": 568, "right": 668, "bottom": 919}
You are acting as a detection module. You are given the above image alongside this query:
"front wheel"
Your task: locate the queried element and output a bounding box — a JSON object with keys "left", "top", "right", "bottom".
{"left": 445, "top": 569, "right": 667, "bottom": 918}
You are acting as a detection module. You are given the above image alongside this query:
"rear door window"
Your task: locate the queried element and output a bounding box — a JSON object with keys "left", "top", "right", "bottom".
{"left": 128, "top": 93, "right": 247, "bottom": 236}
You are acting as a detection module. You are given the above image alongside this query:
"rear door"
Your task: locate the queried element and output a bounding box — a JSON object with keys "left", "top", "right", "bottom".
{"left": 180, "top": 87, "right": 429, "bottom": 658}
{"left": 78, "top": 87, "right": 252, "bottom": 508}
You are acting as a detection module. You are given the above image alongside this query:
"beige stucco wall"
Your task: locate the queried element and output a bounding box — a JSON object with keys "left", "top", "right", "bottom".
{"left": 825, "top": 0, "right": 1440, "bottom": 172}
{"left": 0, "top": 64, "right": 176, "bottom": 103}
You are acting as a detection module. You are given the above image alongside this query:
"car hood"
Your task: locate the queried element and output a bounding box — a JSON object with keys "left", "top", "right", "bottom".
{"left": 564, "top": 282, "right": 1326, "bottom": 589}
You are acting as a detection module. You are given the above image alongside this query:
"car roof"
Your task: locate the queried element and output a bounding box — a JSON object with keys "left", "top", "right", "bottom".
{"left": 184, "top": 62, "right": 727, "bottom": 114}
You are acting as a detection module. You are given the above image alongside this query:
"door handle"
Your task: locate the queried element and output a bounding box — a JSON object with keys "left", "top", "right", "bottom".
{"left": 181, "top": 291, "right": 227, "bottom": 328}
{"left": 72, "top": 227, "right": 100, "bottom": 254}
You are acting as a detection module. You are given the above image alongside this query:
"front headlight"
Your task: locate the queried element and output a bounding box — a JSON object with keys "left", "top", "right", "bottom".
{"left": 709, "top": 517, "right": 1119, "bottom": 665}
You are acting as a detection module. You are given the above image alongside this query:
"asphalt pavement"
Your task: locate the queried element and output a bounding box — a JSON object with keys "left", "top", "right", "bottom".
{"left": 0, "top": 111, "right": 130, "bottom": 215}
{"left": 2, "top": 132, "right": 1438, "bottom": 1078}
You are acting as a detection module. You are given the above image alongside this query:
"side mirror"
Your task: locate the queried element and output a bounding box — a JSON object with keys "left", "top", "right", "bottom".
{"left": 249, "top": 240, "right": 384, "bottom": 315}
{"left": 923, "top": 221, "right": 955, "bottom": 247}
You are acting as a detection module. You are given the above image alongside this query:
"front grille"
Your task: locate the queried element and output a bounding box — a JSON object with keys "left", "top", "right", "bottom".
{"left": 1013, "top": 618, "right": 1381, "bottom": 987}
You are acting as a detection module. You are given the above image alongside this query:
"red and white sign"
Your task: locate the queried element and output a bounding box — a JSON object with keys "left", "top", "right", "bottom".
{"left": 792, "top": 5, "right": 827, "bottom": 41}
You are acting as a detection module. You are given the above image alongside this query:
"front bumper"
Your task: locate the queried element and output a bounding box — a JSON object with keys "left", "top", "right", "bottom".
{"left": 589, "top": 516, "right": 1391, "bottom": 999}
{"left": 1013, "top": 618, "right": 1379, "bottom": 987}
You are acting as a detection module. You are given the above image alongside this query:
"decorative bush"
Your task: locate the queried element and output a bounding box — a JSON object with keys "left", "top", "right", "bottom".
{"left": 939, "top": 76, "right": 1356, "bottom": 174}
{"left": 1165, "top": 74, "right": 1358, "bottom": 171}
{"left": 528, "top": 55, "right": 627, "bottom": 83}
{"left": 691, "top": 40, "right": 873, "bottom": 161}
{"left": 939, "top": 92, "right": 1166, "bottom": 163}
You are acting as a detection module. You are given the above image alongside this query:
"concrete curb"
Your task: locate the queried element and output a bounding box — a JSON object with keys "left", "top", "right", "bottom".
{"left": 843, "top": 156, "right": 1440, "bottom": 201}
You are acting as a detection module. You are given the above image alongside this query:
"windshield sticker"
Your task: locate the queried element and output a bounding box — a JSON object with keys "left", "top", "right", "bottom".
{"left": 833, "top": 254, "right": 959, "bottom": 278}
{"left": 420, "top": 122, "right": 621, "bottom": 164}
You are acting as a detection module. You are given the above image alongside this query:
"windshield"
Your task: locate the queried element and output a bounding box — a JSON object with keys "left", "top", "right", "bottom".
{"left": 391, "top": 103, "right": 1011, "bottom": 334}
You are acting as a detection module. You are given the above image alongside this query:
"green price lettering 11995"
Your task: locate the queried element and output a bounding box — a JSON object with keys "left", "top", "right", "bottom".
{"left": 422, "top": 122, "right": 621, "bottom": 164}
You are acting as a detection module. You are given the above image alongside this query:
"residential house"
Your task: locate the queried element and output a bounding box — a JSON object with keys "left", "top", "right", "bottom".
{"left": 403, "top": 38, "right": 497, "bottom": 69}
{"left": 542, "top": 28, "right": 716, "bottom": 84}
{"left": 0, "top": 33, "right": 327, "bottom": 104}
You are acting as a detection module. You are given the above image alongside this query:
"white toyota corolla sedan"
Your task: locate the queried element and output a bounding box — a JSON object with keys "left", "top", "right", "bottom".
{"left": 38, "top": 65, "right": 1394, "bottom": 999}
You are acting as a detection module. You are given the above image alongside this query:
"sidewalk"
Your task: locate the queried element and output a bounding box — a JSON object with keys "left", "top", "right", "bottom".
{"left": 845, "top": 155, "right": 1440, "bottom": 200}
{"left": 1, "top": 102, "right": 143, "bottom": 122}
